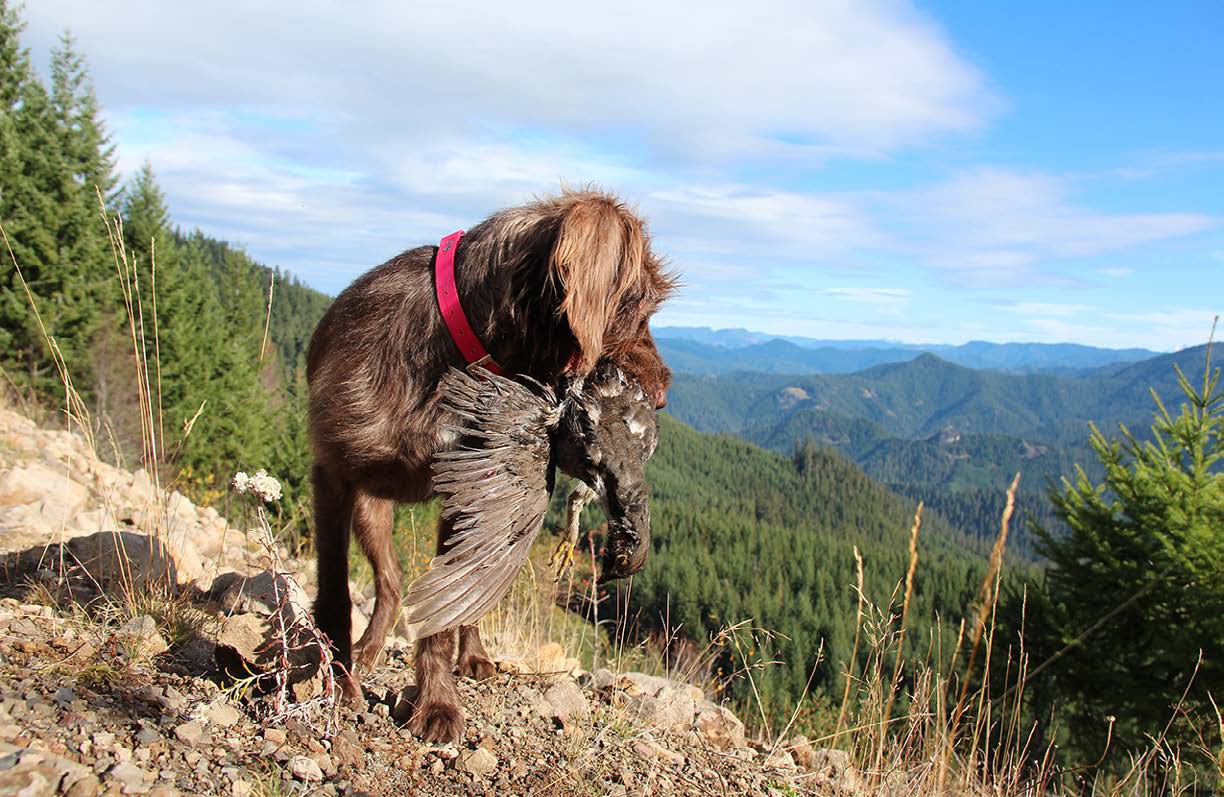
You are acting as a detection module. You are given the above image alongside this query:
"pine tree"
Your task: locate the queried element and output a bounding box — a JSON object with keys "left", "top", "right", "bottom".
{"left": 1, "top": 10, "right": 115, "bottom": 395}
{"left": 49, "top": 32, "right": 117, "bottom": 202}
{"left": 0, "top": 3, "right": 67, "bottom": 389}
{"left": 120, "top": 163, "right": 218, "bottom": 466}
{"left": 48, "top": 31, "right": 117, "bottom": 350}
{"left": 120, "top": 168, "right": 282, "bottom": 483}
{"left": 179, "top": 233, "right": 278, "bottom": 473}
{"left": 1033, "top": 351, "right": 1224, "bottom": 758}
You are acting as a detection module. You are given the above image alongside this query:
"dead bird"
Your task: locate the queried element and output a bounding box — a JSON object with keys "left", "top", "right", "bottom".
{"left": 402, "top": 361, "right": 658, "bottom": 641}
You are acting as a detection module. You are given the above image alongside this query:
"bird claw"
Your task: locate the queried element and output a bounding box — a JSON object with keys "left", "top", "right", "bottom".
{"left": 552, "top": 482, "right": 596, "bottom": 583}
{"left": 550, "top": 537, "right": 577, "bottom": 582}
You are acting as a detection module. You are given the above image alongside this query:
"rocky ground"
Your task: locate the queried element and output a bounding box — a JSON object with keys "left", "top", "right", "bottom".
{"left": 0, "top": 406, "right": 860, "bottom": 796}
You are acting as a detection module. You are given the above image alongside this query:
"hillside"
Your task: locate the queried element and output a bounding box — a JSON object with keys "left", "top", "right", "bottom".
{"left": 0, "top": 401, "right": 854, "bottom": 796}
{"left": 668, "top": 346, "right": 1212, "bottom": 454}
{"left": 635, "top": 414, "right": 1000, "bottom": 721}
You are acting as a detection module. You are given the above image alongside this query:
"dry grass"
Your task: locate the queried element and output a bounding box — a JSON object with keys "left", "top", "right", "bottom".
{"left": 2, "top": 206, "right": 182, "bottom": 609}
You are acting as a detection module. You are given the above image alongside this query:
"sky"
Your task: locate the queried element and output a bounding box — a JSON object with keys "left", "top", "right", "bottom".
{"left": 22, "top": 0, "right": 1224, "bottom": 351}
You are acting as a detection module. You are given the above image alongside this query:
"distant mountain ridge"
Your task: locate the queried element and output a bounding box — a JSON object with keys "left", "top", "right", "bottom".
{"left": 655, "top": 326, "right": 1160, "bottom": 375}
{"left": 667, "top": 344, "right": 1212, "bottom": 449}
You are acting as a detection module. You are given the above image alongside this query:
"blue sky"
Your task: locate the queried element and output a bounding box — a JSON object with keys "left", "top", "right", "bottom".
{"left": 24, "top": 1, "right": 1223, "bottom": 350}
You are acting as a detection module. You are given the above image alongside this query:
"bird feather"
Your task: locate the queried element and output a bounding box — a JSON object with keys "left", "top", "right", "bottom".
{"left": 403, "top": 367, "right": 561, "bottom": 640}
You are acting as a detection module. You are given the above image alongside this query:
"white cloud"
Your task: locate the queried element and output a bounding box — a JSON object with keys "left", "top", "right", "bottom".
{"left": 26, "top": 1, "right": 995, "bottom": 159}
{"left": 647, "top": 186, "right": 877, "bottom": 263}
{"left": 1096, "top": 266, "right": 1134, "bottom": 278}
{"left": 1106, "top": 308, "right": 1220, "bottom": 346}
{"left": 875, "top": 169, "right": 1215, "bottom": 285}
{"left": 1007, "top": 308, "right": 1219, "bottom": 350}
{"left": 1007, "top": 301, "right": 1096, "bottom": 317}
{"left": 822, "top": 287, "right": 911, "bottom": 305}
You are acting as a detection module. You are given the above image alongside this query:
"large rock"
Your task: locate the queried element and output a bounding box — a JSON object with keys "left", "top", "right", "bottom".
{"left": 541, "top": 680, "right": 591, "bottom": 728}
{"left": 694, "top": 701, "right": 747, "bottom": 750}
{"left": 211, "top": 570, "right": 310, "bottom": 621}
{"left": 456, "top": 747, "right": 497, "bottom": 777}
{"left": 213, "top": 609, "right": 323, "bottom": 694}
{"left": 614, "top": 672, "right": 705, "bottom": 734}
{"left": 214, "top": 613, "right": 273, "bottom": 679}
{"left": 0, "top": 463, "right": 89, "bottom": 511}
{"left": 63, "top": 531, "right": 184, "bottom": 589}
{"left": 116, "top": 615, "right": 169, "bottom": 660}
{"left": 0, "top": 463, "right": 91, "bottom": 548}
{"left": 627, "top": 687, "right": 697, "bottom": 732}
{"left": 617, "top": 672, "right": 702, "bottom": 702}
{"left": 288, "top": 756, "right": 323, "bottom": 783}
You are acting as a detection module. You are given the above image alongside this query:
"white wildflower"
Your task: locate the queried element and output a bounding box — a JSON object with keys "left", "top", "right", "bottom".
{"left": 232, "top": 468, "right": 282, "bottom": 503}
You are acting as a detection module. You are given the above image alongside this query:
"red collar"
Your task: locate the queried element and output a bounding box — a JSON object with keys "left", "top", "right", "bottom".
{"left": 435, "top": 230, "right": 504, "bottom": 375}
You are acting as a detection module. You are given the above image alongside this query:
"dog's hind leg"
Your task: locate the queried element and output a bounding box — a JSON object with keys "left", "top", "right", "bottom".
{"left": 407, "top": 628, "right": 464, "bottom": 742}
{"left": 351, "top": 491, "right": 399, "bottom": 675}
{"left": 457, "top": 625, "right": 496, "bottom": 679}
{"left": 311, "top": 465, "right": 360, "bottom": 701}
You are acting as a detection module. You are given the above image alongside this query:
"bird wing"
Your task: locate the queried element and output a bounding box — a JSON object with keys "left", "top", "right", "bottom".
{"left": 403, "top": 367, "right": 560, "bottom": 640}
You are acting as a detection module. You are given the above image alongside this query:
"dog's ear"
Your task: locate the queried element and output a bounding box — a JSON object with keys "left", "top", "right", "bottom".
{"left": 549, "top": 197, "right": 646, "bottom": 374}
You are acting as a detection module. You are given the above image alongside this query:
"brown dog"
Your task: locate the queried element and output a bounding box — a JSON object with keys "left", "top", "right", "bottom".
{"left": 306, "top": 189, "right": 674, "bottom": 742}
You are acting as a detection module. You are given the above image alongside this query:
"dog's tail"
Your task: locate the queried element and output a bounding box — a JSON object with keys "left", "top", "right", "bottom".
{"left": 548, "top": 192, "right": 646, "bottom": 374}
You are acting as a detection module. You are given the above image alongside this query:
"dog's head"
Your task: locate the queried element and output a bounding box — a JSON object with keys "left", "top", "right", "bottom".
{"left": 471, "top": 189, "right": 676, "bottom": 407}
{"left": 548, "top": 201, "right": 676, "bottom": 379}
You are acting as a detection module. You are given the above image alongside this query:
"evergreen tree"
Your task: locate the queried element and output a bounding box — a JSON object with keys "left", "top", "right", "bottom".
{"left": 49, "top": 32, "right": 117, "bottom": 202}
{"left": 120, "top": 170, "right": 282, "bottom": 484}
{"left": 1033, "top": 352, "right": 1223, "bottom": 758}
{"left": 48, "top": 31, "right": 117, "bottom": 348}
{"left": 120, "top": 163, "right": 218, "bottom": 466}
{"left": 1, "top": 11, "right": 116, "bottom": 394}
{"left": 179, "top": 232, "right": 278, "bottom": 474}
{"left": 121, "top": 161, "right": 174, "bottom": 271}
{"left": 0, "top": 1, "right": 63, "bottom": 387}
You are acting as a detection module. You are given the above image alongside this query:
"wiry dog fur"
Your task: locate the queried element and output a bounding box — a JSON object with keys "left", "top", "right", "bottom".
{"left": 306, "top": 189, "right": 674, "bottom": 743}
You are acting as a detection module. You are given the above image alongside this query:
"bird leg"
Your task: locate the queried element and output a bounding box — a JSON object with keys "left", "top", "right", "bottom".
{"left": 551, "top": 482, "right": 597, "bottom": 582}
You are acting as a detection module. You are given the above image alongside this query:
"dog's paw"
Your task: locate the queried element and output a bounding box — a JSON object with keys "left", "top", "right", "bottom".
{"left": 457, "top": 654, "right": 497, "bottom": 680}
{"left": 407, "top": 701, "right": 465, "bottom": 743}
{"left": 352, "top": 640, "right": 384, "bottom": 674}
{"left": 338, "top": 672, "right": 363, "bottom": 704}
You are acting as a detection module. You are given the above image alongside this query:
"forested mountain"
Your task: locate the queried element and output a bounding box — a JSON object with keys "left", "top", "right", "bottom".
{"left": 659, "top": 337, "right": 926, "bottom": 375}
{"left": 656, "top": 327, "right": 1159, "bottom": 375}
{"left": 663, "top": 346, "right": 1215, "bottom": 551}
{"left": 667, "top": 347, "right": 1213, "bottom": 445}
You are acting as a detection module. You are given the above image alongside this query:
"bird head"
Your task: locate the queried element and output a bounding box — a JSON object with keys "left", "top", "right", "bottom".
{"left": 552, "top": 361, "right": 658, "bottom": 582}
